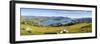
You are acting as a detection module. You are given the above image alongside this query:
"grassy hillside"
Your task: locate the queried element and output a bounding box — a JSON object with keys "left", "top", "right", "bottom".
{"left": 20, "top": 23, "right": 92, "bottom": 36}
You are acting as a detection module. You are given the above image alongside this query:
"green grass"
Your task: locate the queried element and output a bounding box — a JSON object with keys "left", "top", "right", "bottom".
{"left": 20, "top": 23, "right": 92, "bottom": 36}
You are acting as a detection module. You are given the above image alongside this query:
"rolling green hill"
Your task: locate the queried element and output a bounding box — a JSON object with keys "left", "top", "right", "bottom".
{"left": 20, "top": 23, "right": 92, "bottom": 35}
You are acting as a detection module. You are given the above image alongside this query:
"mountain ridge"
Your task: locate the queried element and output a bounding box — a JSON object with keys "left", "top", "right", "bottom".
{"left": 21, "top": 16, "right": 92, "bottom": 26}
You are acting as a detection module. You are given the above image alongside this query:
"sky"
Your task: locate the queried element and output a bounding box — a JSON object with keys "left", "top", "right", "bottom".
{"left": 21, "top": 8, "right": 92, "bottom": 18}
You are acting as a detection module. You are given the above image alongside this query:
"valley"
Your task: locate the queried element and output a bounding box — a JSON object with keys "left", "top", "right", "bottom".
{"left": 20, "top": 16, "right": 92, "bottom": 35}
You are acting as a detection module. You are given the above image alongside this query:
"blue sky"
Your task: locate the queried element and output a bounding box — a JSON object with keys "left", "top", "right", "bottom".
{"left": 21, "top": 8, "right": 92, "bottom": 18}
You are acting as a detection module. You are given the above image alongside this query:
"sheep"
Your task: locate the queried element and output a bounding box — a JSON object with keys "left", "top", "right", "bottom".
{"left": 60, "top": 29, "right": 69, "bottom": 34}
{"left": 57, "top": 28, "right": 69, "bottom": 34}
{"left": 25, "top": 27, "right": 32, "bottom": 33}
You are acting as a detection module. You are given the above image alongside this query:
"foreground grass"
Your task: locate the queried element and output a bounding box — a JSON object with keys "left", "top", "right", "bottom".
{"left": 20, "top": 23, "right": 92, "bottom": 35}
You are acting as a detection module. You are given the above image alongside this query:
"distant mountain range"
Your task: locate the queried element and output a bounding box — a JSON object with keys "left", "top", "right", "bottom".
{"left": 75, "top": 18, "right": 92, "bottom": 23}
{"left": 21, "top": 16, "right": 92, "bottom": 26}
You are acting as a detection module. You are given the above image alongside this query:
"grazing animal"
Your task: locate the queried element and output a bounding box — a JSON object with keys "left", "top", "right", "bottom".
{"left": 58, "top": 28, "right": 69, "bottom": 34}
{"left": 26, "top": 27, "right": 32, "bottom": 33}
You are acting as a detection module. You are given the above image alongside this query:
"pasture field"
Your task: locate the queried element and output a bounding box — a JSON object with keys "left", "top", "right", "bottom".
{"left": 20, "top": 8, "right": 92, "bottom": 36}
{"left": 20, "top": 23, "right": 92, "bottom": 36}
